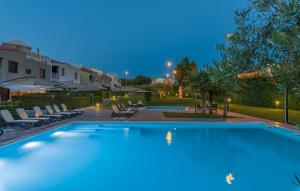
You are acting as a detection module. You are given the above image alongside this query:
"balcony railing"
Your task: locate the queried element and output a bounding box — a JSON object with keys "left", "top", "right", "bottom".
{"left": 52, "top": 73, "right": 59, "bottom": 80}
{"left": 25, "top": 52, "right": 51, "bottom": 64}
{"left": 0, "top": 70, "right": 5, "bottom": 82}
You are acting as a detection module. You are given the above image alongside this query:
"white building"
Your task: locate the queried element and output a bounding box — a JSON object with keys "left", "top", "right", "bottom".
{"left": 152, "top": 77, "right": 176, "bottom": 85}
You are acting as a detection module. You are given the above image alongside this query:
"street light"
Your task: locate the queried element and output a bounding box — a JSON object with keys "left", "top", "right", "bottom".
{"left": 125, "top": 71, "right": 128, "bottom": 86}
{"left": 167, "top": 61, "right": 172, "bottom": 68}
{"left": 166, "top": 73, "right": 170, "bottom": 78}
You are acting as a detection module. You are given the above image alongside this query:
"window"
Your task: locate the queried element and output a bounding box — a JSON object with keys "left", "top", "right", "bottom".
{"left": 25, "top": 69, "right": 31, "bottom": 74}
{"left": 8, "top": 61, "right": 18, "bottom": 73}
{"left": 61, "top": 68, "right": 65, "bottom": 76}
{"left": 74, "top": 72, "right": 78, "bottom": 80}
{"left": 39, "top": 69, "right": 46, "bottom": 79}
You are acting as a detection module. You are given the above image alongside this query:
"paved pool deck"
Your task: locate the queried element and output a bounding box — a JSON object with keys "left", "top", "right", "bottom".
{"left": 0, "top": 107, "right": 298, "bottom": 146}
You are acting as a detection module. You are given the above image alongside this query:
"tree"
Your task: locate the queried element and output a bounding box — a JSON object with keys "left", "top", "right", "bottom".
{"left": 235, "top": 0, "right": 300, "bottom": 123}
{"left": 189, "top": 69, "right": 220, "bottom": 114}
{"left": 174, "top": 57, "right": 197, "bottom": 87}
{"left": 133, "top": 75, "right": 152, "bottom": 85}
{"left": 121, "top": 75, "right": 152, "bottom": 86}
{"left": 212, "top": 0, "right": 300, "bottom": 122}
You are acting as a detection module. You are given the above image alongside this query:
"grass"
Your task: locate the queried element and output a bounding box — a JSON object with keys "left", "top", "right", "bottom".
{"left": 220, "top": 104, "right": 300, "bottom": 125}
{"left": 163, "top": 112, "right": 225, "bottom": 119}
{"left": 103, "top": 95, "right": 195, "bottom": 109}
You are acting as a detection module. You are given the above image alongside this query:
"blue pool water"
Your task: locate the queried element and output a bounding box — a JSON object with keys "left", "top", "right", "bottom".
{"left": 0, "top": 122, "right": 300, "bottom": 191}
{"left": 144, "top": 106, "right": 187, "bottom": 111}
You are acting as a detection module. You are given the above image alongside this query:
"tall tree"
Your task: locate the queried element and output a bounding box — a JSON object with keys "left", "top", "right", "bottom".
{"left": 174, "top": 57, "right": 197, "bottom": 87}
{"left": 213, "top": 0, "right": 300, "bottom": 122}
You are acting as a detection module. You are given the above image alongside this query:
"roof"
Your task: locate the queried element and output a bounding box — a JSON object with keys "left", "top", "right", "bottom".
{"left": 3, "top": 40, "right": 32, "bottom": 48}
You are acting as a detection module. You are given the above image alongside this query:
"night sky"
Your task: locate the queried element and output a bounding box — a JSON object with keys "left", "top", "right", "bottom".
{"left": 0, "top": 0, "right": 248, "bottom": 78}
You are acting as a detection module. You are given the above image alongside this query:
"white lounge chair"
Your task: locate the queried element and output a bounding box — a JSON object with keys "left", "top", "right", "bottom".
{"left": 53, "top": 105, "right": 75, "bottom": 117}
{"left": 128, "top": 100, "right": 137, "bottom": 107}
{"left": 112, "top": 105, "right": 133, "bottom": 117}
{"left": 16, "top": 108, "right": 51, "bottom": 124}
{"left": 0, "top": 110, "right": 41, "bottom": 128}
{"left": 33, "top": 106, "right": 63, "bottom": 120}
{"left": 137, "top": 100, "right": 146, "bottom": 106}
{"left": 61, "top": 103, "right": 84, "bottom": 115}
{"left": 45, "top": 105, "right": 72, "bottom": 118}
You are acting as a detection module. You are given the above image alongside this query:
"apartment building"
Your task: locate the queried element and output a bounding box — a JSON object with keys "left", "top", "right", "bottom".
{"left": 0, "top": 40, "right": 51, "bottom": 82}
{"left": 0, "top": 40, "right": 121, "bottom": 101}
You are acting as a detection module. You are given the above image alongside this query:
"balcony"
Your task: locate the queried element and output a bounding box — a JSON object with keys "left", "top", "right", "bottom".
{"left": 51, "top": 73, "right": 59, "bottom": 81}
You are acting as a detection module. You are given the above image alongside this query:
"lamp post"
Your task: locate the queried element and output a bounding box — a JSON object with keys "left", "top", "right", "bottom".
{"left": 227, "top": 98, "right": 231, "bottom": 112}
{"left": 125, "top": 71, "right": 128, "bottom": 86}
{"left": 167, "top": 61, "right": 172, "bottom": 68}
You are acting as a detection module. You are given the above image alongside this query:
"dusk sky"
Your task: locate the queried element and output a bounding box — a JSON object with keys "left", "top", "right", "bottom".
{"left": 0, "top": 0, "right": 248, "bottom": 78}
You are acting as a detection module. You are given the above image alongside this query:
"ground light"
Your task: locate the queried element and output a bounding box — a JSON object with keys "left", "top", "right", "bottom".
{"left": 275, "top": 101, "right": 280, "bottom": 109}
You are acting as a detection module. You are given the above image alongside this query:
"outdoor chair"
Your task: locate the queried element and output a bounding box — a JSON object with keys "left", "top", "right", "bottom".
{"left": 128, "top": 100, "right": 137, "bottom": 107}
{"left": 0, "top": 110, "right": 41, "bottom": 128}
{"left": 16, "top": 108, "right": 51, "bottom": 124}
{"left": 45, "top": 106, "right": 70, "bottom": 119}
{"left": 61, "top": 103, "right": 84, "bottom": 115}
{"left": 33, "top": 106, "right": 64, "bottom": 121}
{"left": 117, "top": 104, "right": 135, "bottom": 114}
{"left": 136, "top": 100, "right": 146, "bottom": 107}
{"left": 53, "top": 104, "right": 77, "bottom": 116}
{"left": 121, "top": 103, "right": 138, "bottom": 112}
{"left": 111, "top": 105, "right": 133, "bottom": 118}
{"left": 49, "top": 105, "right": 74, "bottom": 118}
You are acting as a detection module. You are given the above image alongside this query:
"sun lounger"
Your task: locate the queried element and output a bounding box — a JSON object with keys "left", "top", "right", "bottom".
{"left": 120, "top": 103, "right": 138, "bottom": 113}
{"left": 46, "top": 105, "right": 73, "bottom": 118}
{"left": 136, "top": 100, "right": 146, "bottom": 107}
{"left": 117, "top": 104, "right": 135, "bottom": 114}
{"left": 0, "top": 110, "right": 41, "bottom": 128}
{"left": 61, "top": 103, "right": 84, "bottom": 115}
{"left": 53, "top": 105, "right": 75, "bottom": 117}
{"left": 128, "top": 100, "right": 137, "bottom": 107}
{"left": 33, "top": 106, "right": 64, "bottom": 121}
{"left": 16, "top": 108, "right": 51, "bottom": 124}
{"left": 111, "top": 105, "right": 133, "bottom": 117}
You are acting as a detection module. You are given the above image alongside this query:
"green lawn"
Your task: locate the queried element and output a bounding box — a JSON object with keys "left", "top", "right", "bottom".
{"left": 220, "top": 104, "right": 300, "bottom": 125}
{"left": 164, "top": 112, "right": 224, "bottom": 119}
{"left": 103, "top": 95, "right": 195, "bottom": 109}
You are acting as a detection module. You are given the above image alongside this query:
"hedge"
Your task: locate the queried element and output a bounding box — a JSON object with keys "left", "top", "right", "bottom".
{"left": 230, "top": 77, "right": 300, "bottom": 110}
{"left": 12, "top": 94, "right": 103, "bottom": 110}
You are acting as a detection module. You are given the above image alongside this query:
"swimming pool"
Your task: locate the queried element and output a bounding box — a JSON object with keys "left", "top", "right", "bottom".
{"left": 0, "top": 122, "right": 299, "bottom": 191}
{"left": 144, "top": 106, "right": 187, "bottom": 111}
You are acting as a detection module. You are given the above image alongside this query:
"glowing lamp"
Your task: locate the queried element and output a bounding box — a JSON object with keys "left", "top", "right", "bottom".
{"left": 275, "top": 101, "right": 280, "bottom": 109}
